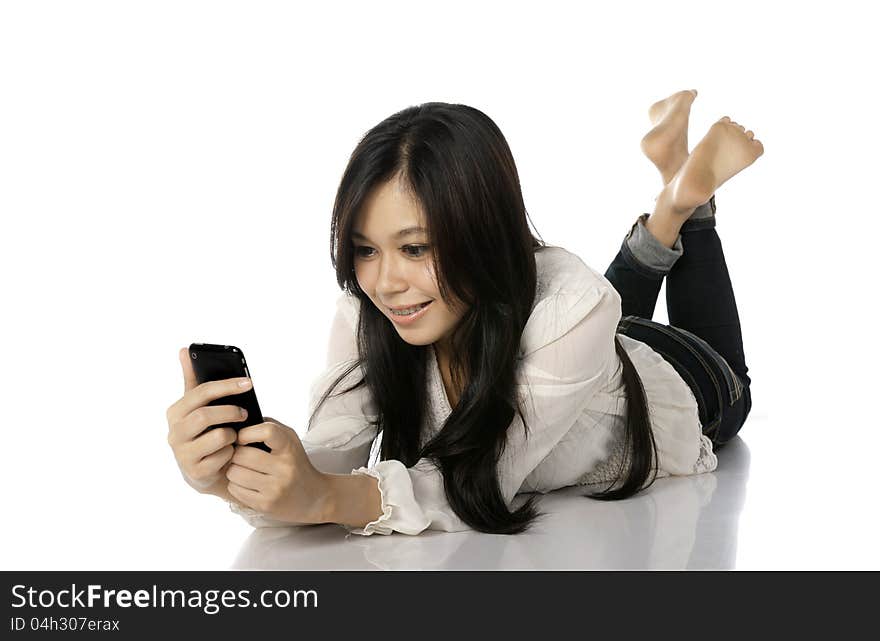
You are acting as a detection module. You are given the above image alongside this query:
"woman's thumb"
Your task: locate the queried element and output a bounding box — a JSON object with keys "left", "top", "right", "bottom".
{"left": 179, "top": 347, "right": 198, "bottom": 392}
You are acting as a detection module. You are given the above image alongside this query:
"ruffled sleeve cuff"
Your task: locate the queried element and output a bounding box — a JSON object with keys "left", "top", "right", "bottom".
{"left": 343, "top": 460, "right": 431, "bottom": 536}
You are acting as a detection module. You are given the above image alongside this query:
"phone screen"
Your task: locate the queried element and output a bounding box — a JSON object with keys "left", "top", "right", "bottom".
{"left": 188, "top": 343, "right": 270, "bottom": 452}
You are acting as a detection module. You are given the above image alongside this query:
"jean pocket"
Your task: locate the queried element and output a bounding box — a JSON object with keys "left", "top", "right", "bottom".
{"left": 619, "top": 316, "right": 725, "bottom": 431}
{"left": 670, "top": 326, "right": 743, "bottom": 405}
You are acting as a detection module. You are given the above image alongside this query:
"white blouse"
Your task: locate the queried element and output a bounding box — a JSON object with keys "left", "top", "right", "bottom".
{"left": 228, "top": 245, "right": 717, "bottom": 534}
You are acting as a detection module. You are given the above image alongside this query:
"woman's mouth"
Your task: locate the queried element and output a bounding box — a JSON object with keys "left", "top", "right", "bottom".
{"left": 388, "top": 301, "right": 432, "bottom": 325}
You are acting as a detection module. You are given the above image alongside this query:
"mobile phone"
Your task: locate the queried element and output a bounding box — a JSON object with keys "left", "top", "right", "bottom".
{"left": 188, "top": 343, "right": 271, "bottom": 453}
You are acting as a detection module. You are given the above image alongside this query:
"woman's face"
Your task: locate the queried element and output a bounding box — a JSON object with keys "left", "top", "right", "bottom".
{"left": 352, "top": 176, "right": 467, "bottom": 355}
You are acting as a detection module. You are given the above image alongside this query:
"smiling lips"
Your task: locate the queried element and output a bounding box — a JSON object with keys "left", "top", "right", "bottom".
{"left": 388, "top": 301, "right": 433, "bottom": 324}
{"left": 388, "top": 303, "right": 430, "bottom": 310}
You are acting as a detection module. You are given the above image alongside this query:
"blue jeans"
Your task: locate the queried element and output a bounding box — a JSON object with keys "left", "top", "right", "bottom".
{"left": 603, "top": 196, "right": 752, "bottom": 447}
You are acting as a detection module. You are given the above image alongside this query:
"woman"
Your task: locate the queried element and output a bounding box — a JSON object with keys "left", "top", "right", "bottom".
{"left": 166, "top": 92, "right": 761, "bottom": 536}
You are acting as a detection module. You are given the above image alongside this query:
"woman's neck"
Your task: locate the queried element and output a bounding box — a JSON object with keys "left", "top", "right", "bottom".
{"left": 433, "top": 342, "right": 463, "bottom": 407}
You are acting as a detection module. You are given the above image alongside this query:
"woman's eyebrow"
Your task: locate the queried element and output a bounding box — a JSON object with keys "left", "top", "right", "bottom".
{"left": 352, "top": 226, "right": 427, "bottom": 241}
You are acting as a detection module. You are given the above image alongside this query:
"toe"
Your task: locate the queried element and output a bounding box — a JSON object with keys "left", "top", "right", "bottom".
{"left": 745, "top": 130, "right": 754, "bottom": 139}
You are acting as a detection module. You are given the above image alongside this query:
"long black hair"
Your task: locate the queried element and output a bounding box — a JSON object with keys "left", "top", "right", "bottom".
{"left": 307, "top": 102, "right": 658, "bottom": 534}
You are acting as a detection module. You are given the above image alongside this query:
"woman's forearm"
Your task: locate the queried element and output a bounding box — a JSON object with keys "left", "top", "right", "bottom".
{"left": 209, "top": 470, "right": 382, "bottom": 528}
{"left": 322, "top": 473, "right": 383, "bottom": 528}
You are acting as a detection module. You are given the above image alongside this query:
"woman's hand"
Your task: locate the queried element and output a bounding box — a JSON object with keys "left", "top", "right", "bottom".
{"left": 166, "top": 347, "right": 251, "bottom": 497}
{"left": 228, "top": 417, "right": 333, "bottom": 525}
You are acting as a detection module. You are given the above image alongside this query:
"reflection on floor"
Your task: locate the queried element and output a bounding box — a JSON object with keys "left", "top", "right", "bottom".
{"left": 230, "top": 436, "right": 750, "bottom": 570}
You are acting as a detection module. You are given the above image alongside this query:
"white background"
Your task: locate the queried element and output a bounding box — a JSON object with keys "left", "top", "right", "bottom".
{"left": 1, "top": 0, "right": 876, "bottom": 569}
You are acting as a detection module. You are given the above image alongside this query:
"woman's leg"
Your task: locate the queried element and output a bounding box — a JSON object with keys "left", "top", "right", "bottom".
{"left": 630, "top": 115, "right": 762, "bottom": 382}
{"left": 608, "top": 197, "right": 754, "bottom": 445}
{"left": 605, "top": 89, "right": 700, "bottom": 318}
{"left": 603, "top": 220, "right": 666, "bottom": 319}
{"left": 603, "top": 185, "right": 701, "bottom": 319}
{"left": 610, "top": 114, "right": 762, "bottom": 441}
{"left": 666, "top": 205, "right": 752, "bottom": 389}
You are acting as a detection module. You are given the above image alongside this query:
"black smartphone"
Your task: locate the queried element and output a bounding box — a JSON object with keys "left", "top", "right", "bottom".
{"left": 188, "top": 343, "right": 271, "bottom": 453}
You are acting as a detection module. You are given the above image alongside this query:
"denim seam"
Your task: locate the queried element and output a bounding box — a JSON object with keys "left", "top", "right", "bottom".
{"left": 680, "top": 195, "right": 718, "bottom": 233}
{"left": 669, "top": 326, "right": 744, "bottom": 404}
{"left": 646, "top": 347, "right": 721, "bottom": 437}
{"left": 617, "top": 317, "right": 723, "bottom": 435}
{"left": 625, "top": 213, "right": 684, "bottom": 274}
{"left": 619, "top": 237, "right": 668, "bottom": 280}
{"left": 680, "top": 215, "right": 717, "bottom": 233}
{"left": 622, "top": 317, "right": 725, "bottom": 429}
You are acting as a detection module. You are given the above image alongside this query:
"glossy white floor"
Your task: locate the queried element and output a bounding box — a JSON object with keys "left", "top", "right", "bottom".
{"left": 4, "top": 406, "right": 877, "bottom": 571}
{"left": 230, "top": 435, "right": 749, "bottom": 571}
{"left": 219, "top": 410, "right": 879, "bottom": 570}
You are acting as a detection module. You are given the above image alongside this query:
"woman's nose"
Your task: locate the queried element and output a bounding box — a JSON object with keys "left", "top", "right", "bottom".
{"left": 376, "top": 256, "right": 408, "bottom": 292}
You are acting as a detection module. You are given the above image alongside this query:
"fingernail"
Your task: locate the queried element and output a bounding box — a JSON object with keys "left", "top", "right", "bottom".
{"left": 239, "top": 379, "right": 252, "bottom": 388}
{"left": 240, "top": 407, "right": 248, "bottom": 417}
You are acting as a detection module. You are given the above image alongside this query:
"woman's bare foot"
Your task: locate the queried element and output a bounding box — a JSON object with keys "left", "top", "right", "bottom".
{"left": 640, "top": 89, "right": 697, "bottom": 185}
{"left": 668, "top": 116, "right": 764, "bottom": 213}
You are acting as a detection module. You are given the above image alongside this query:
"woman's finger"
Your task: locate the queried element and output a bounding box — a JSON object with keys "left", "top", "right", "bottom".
{"left": 226, "top": 462, "right": 269, "bottom": 492}
{"left": 231, "top": 442, "right": 275, "bottom": 474}
{"left": 171, "top": 376, "right": 252, "bottom": 422}
{"left": 227, "top": 482, "right": 261, "bottom": 509}
{"left": 237, "top": 421, "right": 290, "bottom": 452}
{"left": 194, "top": 443, "right": 235, "bottom": 476}
{"left": 189, "top": 426, "right": 239, "bottom": 460}
{"left": 177, "top": 404, "right": 247, "bottom": 443}
{"left": 175, "top": 427, "right": 235, "bottom": 469}
{"left": 179, "top": 347, "right": 199, "bottom": 393}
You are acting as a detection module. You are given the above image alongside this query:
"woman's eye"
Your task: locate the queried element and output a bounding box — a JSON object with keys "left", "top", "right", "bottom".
{"left": 404, "top": 245, "right": 428, "bottom": 257}
{"left": 353, "top": 245, "right": 428, "bottom": 259}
